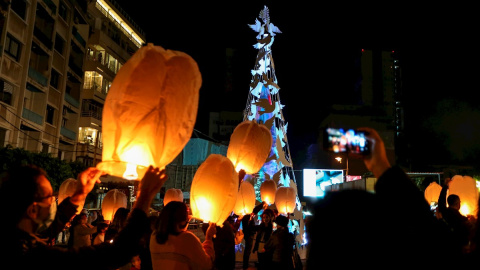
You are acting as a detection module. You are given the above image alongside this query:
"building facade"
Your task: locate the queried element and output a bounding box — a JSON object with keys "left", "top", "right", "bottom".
{"left": 0, "top": 0, "right": 145, "bottom": 166}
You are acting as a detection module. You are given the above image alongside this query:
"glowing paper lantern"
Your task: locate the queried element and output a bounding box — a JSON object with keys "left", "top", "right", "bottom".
{"left": 227, "top": 120, "right": 273, "bottom": 174}
{"left": 102, "top": 189, "right": 128, "bottom": 222}
{"left": 424, "top": 181, "right": 443, "bottom": 204}
{"left": 449, "top": 175, "right": 479, "bottom": 216}
{"left": 58, "top": 178, "right": 83, "bottom": 214}
{"left": 275, "top": 186, "right": 296, "bottom": 215}
{"left": 190, "top": 154, "right": 238, "bottom": 224}
{"left": 164, "top": 188, "right": 184, "bottom": 206}
{"left": 233, "top": 181, "right": 256, "bottom": 216}
{"left": 260, "top": 179, "right": 277, "bottom": 205}
{"left": 97, "top": 43, "right": 201, "bottom": 180}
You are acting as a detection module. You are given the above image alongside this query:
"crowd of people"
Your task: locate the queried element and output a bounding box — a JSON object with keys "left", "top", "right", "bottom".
{"left": 1, "top": 127, "right": 479, "bottom": 270}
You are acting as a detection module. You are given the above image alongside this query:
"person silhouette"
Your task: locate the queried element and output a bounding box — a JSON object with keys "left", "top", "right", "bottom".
{"left": 0, "top": 165, "right": 167, "bottom": 270}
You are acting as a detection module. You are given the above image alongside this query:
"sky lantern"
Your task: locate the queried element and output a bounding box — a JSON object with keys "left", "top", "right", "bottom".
{"left": 233, "top": 181, "right": 256, "bottom": 216}
{"left": 449, "top": 175, "right": 479, "bottom": 216}
{"left": 227, "top": 120, "right": 273, "bottom": 174}
{"left": 97, "top": 43, "right": 201, "bottom": 180}
{"left": 101, "top": 189, "right": 128, "bottom": 222}
{"left": 424, "top": 181, "right": 443, "bottom": 205}
{"left": 275, "top": 186, "right": 296, "bottom": 215}
{"left": 163, "top": 188, "right": 184, "bottom": 206}
{"left": 58, "top": 178, "right": 83, "bottom": 214}
{"left": 190, "top": 154, "right": 238, "bottom": 225}
{"left": 260, "top": 179, "right": 277, "bottom": 205}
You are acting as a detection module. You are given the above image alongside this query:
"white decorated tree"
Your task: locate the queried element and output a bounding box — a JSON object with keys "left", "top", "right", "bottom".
{"left": 243, "top": 6, "right": 300, "bottom": 210}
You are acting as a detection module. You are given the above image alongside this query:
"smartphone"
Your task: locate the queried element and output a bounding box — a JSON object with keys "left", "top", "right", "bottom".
{"left": 323, "top": 127, "right": 370, "bottom": 155}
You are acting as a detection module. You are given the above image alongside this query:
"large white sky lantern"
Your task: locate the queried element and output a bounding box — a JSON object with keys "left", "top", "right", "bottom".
{"left": 164, "top": 188, "right": 184, "bottom": 206}
{"left": 101, "top": 189, "right": 128, "bottom": 222}
{"left": 424, "top": 181, "right": 443, "bottom": 204}
{"left": 260, "top": 179, "right": 277, "bottom": 205}
{"left": 275, "top": 186, "right": 296, "bottom": 215}
{"left": 58, "top": 178, "right": 83, "bottom": 214}
{"left": 227, "top": 120, "right": 273, "bottom": 174}
{"left": 233, "top": 181, "right": 256, "bottom": 216}
{"left": 190, "top": 154, "right": 239, "bottom": 225}
{"left": 97, "top": 43, "right": 201, "bottom": 180}
{"left": 449, "top": 175, "right": 479, "bottom": 216}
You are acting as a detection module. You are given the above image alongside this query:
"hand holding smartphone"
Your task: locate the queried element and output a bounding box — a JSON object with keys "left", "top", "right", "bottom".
{"left": 323, "top": 127, "right": 370, "bottom": 155}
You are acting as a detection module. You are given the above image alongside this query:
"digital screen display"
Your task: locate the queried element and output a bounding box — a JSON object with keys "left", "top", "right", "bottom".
{"left": 303, "top": 169, "right": 344, "bottom": 197}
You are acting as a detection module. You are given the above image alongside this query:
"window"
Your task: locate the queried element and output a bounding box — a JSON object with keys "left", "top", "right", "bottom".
{"left": 54, "top": 34, "right": 65, "bottom": 55}
{"left": 5, "top": 34, "right": 22, "bottom": 62}
{"left": 58, "top": 1, "right": 69, "bottom": 22}
{"left": 46, "top": 105, "right": 55, "bottom": 125}
{"left": 42, "top": 143, "right": 49, "bottom": 153}
{"left": 0, "top": 128, "right": 6, "bottom": 147}
{"left": 50, "top": 69, "right": 60, "bottom": 89}
{"left": 0, "top": 80, "right": 14, "bottom": 105}
{"left": 11, "top": 0, "right": 27, "bottom": 20}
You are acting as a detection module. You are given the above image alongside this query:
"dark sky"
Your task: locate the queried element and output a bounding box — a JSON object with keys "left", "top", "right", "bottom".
{"left": 114, "top": 1, "right": 480, "bottom": 171}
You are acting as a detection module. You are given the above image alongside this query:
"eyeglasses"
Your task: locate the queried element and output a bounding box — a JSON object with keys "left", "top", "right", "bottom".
{"left": 34, "top": 195, "right": 55, "bottom": 206}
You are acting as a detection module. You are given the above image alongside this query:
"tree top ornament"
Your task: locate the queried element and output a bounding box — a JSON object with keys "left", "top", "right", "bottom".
{"left": 248, "top": 5, "right": 282, "bottom": 41}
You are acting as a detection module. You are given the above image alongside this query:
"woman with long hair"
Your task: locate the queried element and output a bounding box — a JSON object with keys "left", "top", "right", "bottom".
{"left": 150, "top": 201, "right": 216, "bottom": 270}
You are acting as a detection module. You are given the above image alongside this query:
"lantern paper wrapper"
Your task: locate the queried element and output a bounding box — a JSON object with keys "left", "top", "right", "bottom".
{"left": 424, "top": 182, "right": 442, "bottom": 204}
{"left": 58, "top": 178, "right": 83, "bottom": 214}
{"left": 102, "top": 189, "right": 128, "bottom": 221}
{"left": 98, "top": 43, "right": 201, "bottom": 180}
{"left": 190, "top": 154, "right": 239, "bottom": 225}
{"left": 164, "top": 188, "right": 184, "bottom": 206}
{"left": 260, "top": 179, "right": 277, "bottom": 205}
{"left": 449, "top": 175, "right": 479, "bottom": 216}
{"left": 275, "top": 186, "right": 296, "bottom": 215}
{"left": 227, "top": 120, "right": 273, "bottom": 174}
{"left": 233, "top": 181, "right": 256, "bottom": 215}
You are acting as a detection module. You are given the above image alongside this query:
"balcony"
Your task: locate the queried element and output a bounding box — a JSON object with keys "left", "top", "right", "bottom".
{"left": 22, "top": 108, "right": 44, "bottom": 125}
{"left": 61, "top": 126, "right": 76, "bottom": 140}
{"left": 64, "top": 92, "right": 80, "bottom": 108}
{"left": 28, "top": 67, "right": 48, "bottom": 87}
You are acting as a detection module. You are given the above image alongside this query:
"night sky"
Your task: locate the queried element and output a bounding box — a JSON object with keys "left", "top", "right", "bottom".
{"left": 114, "top": 1, "right": 480, "bottom": 172}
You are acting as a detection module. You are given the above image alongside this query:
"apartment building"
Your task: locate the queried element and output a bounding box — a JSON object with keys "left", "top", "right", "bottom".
{"left": 0, "top": 0, "right": 145, "bottom": 166}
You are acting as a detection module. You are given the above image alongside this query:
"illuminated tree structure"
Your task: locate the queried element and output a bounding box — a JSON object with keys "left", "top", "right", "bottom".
{"left": 243, "top": 6, "right": 300, "bottom": 208}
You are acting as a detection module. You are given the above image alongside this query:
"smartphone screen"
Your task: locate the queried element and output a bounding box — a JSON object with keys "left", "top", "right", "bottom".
{"left": 323, "top": 128, "right": 370, "bottom": 155}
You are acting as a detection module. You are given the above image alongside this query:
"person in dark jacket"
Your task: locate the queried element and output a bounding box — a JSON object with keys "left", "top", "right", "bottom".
{"left": 437, "top": 179, "right": 475, "bottom": 256}
{"left": 306, "top": 127, "right": 459, "bottom": 269}
{"left": 264, "top": 215, "right": 294, "bottom": 270}
{"left": 213, "top": 216, "right": 236, "bottom": 270}
{"left": 0, "top": 165, "right": 167, "bottom": 270}
{"left": 252, "top": 208, "right": 274, "bottom": 270}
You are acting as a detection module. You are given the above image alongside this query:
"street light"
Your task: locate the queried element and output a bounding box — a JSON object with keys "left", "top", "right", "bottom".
{"left": 335, "top": 155, "right": 349, "bottom": 180}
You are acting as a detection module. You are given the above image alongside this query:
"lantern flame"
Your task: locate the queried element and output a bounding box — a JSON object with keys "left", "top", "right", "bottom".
{"left": 120, "top": 143, "right": 153, "bottom": 167}
{"left": 264, "top": 196, "right": 271, "bottom": 205}
{"left": 123, "top": 163, "right": 139, "bottom": 180}
{"left": 460, "top": 204, "right": 471, "bottom": 216}
{"left": 194, "top": 197, "right": 212, "bottom": 223}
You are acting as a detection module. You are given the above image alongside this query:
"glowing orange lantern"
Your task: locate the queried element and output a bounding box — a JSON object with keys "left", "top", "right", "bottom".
{"left": 97, "top": 43, "right": 201, "bottom": 180}
{"left": 260, "top": 179, "right": 277, "bottom": 205}
{"left": 190, "top": 154, "right": 238, "bottom": 224}
{"left": 58, "top": 178, "right": 83, "bottom": 214}
{"left": 164, "top": 188, "right": 184, "bottom": 206}
{"left": 449, "top": 175, "right": 479, "bottom": 216}
{"left": 424, "top": 181, "right": 442, "bottom": 204}
{"left": 275, "top": 186, "right": 296, "bottom": 215}
{"left": 227, "top": 120, "right": 272, "bottom": 174}
{"left": 101, "top": 189, "right": 128, "bottom": 222}
{"left": 233, "top": 181, "right": 256, "bottom": 216}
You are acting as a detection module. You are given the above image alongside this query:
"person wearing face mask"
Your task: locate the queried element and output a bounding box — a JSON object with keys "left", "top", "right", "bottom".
{"left": 0, "top": 164, "right": 167, "bottom": 270}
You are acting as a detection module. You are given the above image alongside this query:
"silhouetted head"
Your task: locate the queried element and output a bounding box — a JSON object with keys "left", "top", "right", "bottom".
{"left": 154, "top": 201, "right": 189, "bottom": 244}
